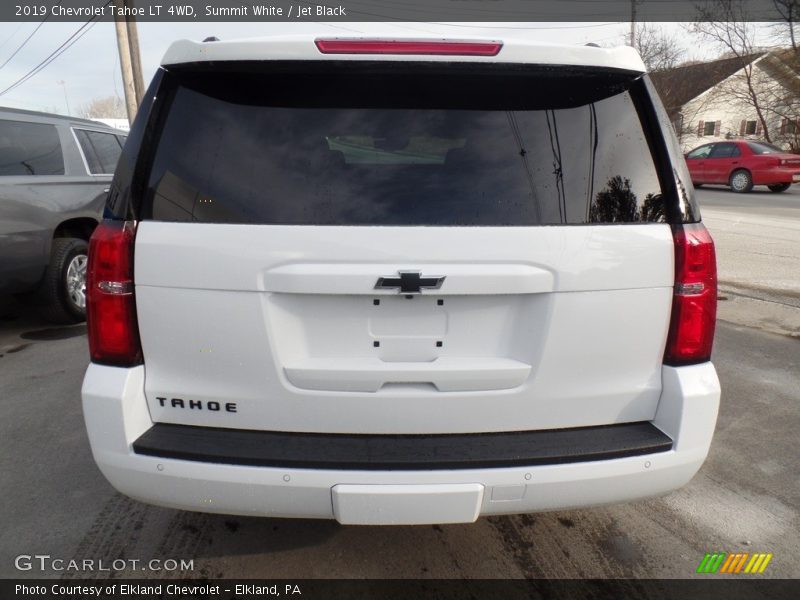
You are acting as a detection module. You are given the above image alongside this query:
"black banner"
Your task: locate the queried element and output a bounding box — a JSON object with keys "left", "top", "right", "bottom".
{"left": 2, "top": 579, "right": 800, "bottom": 600}
{"left": 1, "top": 0, "right": 797, "bottom": 23}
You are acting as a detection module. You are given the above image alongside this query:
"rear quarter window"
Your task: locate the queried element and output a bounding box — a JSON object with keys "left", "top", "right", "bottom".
{"left": 140, "top": 65, "right": 669, "bottom": 226}
{"left": 74, "top": 129, "right": 123, "bottom": 175}
{"left": 747, "top": 141, "right": 784, "bottom": 155}
{"left": 0, "top": 119, "right": 64, "bottom": 176}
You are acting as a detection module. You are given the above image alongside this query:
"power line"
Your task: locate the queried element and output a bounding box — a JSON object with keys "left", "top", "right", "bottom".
{"left": 0, "top": 4, "right": 111, "bottom": 99}
{"left": 0, "top": 23, "right": 26, "bottom": 55}
{"left": 0, "top": 12, "right": 55, "bottom": 71}
{"left": 0, "top": 21, "right": 99, "bottom": 98}
{"left": 0, "top": 1, "right": 64, "bottom": 70}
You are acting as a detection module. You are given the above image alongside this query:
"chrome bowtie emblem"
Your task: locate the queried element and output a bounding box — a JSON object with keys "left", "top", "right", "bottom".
{"left": 374, "top": 270, "right": 445, "bottom": 294}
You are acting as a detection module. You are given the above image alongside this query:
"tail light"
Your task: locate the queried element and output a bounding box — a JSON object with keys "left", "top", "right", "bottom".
{"left": 315, "top": 39, "right": 503, "bottom": 56}
{"left": 664, "top": 223, "right": 717, "bottom": 365}
{"left": 86, "top": 220, "right": 142, "bottom": 367}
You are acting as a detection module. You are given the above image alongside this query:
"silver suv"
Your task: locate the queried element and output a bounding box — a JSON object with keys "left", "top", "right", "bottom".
{"left": 0, "top": 107, "right": 126, "bottom": 322}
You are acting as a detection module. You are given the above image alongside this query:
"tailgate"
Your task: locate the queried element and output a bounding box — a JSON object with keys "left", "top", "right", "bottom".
{"left": 135, "top": 223, "right": 673, "bottom": 434}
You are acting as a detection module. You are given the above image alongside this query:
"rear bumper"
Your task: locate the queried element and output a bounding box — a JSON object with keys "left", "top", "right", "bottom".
{"left": 751, "top": 167, "right": 800, "bottom": 185}
{"left": 133, "top": 421, "right": 674, "bottom": 470}
{"left": 81, "top": 363, "right": 720, "bottom": 524}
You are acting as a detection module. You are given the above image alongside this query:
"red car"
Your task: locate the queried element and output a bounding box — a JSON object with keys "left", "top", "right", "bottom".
{"left": 685, "top": 140, "right": 800, "bottom": 193}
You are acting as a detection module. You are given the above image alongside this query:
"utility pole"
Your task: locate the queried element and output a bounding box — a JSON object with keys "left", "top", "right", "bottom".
{"left": 56, "top": 80, "right": 71, "bottom": 115}
{"left": 112, "top": 0, "right": 144, "bottom": 125}
{"left": 125, "top": 0, "right": 145, "bottom": 104}
{"left": 630, "top": 0, "right": 637, "bottom": 49}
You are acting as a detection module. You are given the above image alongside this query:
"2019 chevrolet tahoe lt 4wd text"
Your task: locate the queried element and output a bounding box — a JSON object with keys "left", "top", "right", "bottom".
{"left": 80, "top": 36, "right": 720, "bottom": 525}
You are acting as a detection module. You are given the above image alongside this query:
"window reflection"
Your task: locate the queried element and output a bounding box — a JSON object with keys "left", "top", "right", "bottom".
{"left": 148, "top": 83, "right": 665, "bottom": 226}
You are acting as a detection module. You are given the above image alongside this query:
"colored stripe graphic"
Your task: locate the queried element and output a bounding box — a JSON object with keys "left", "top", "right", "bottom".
{"left": 697, "top": 552, "right": 727, "bottom": 573}
{"left": 744, "top": 553, "right": 774, "bottom": 574}
{"left": 759, "top": 554, "right": 773, "bottom": 573}
{"left": 696, "top": 553, "right": 712, "bottom": 573}
{"left": 698, "top": 552, "right": 773, "bottom": 574}
{"left": 719, "top": 553, "right": 736, "bottom": 573}
{"left": 734, "top": 553, "right": 749, "bottom": 573}
{"left": 720, "top": 553, "right": 749, "bottom": 573}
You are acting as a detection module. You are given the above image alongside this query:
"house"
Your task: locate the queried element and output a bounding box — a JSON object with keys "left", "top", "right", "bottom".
{"left": 650, "top": 49, "right": 800, "bottom": 152}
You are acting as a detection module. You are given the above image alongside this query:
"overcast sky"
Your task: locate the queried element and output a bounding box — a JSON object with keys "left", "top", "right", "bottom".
{"left": 0, "top": 21, "right": 781, "bottom": 117}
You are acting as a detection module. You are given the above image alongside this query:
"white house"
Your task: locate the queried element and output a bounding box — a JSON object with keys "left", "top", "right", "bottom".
{"left": 651, "top": 49, "right": 800, "bottom": 152}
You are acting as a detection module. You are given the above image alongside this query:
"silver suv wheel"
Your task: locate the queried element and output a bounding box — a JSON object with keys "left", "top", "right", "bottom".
{"left": 66, "top": 254, "right": 88, "bottom": 309}
{"left": 37, "top": 237, "right": 90, "bottom": 323}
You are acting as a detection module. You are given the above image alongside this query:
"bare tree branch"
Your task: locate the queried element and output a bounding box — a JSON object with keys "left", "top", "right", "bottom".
{"left": 79, "top": 96, "right": 126, "bottom": 119}
{"left": 691, "top": 0, "right": 773, "bottom": 141}
{"left": 634, "top": 23, "right": 686, "bottom": 72}
{"left": 771, "top": 0, "right": 799, "bottom": 53}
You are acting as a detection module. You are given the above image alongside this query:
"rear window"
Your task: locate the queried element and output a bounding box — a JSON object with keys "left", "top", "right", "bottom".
{"left": 747, "top": 141, "right": 784, "bottom": 155}
{"left": 143, "top": 66, "right": 665, "bottom": 225}
{"left": 74, "top": 129, "right": 123, "bottom": 174}
{"left": 0, "top": 119, "right": 64, "bottom": 176}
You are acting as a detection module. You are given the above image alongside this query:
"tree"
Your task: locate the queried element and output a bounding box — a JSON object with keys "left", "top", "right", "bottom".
{"left": 589, "top": 176, "right": 640, "bottom": 223}
{"left": 641, "top": 193, "right": 666, "bottom": 223}
{"left": 770, "top": 0, "right": 799, "bottom": 54}
{"left": 635, "top": 23, "right": 686, "bottom": 72}
{"left": 756, "top": 49, "right": 800, "bottom": 150}
{"left": 79, "top": 96, "right": 126, "bottom": 119}
{"left": 691, "top": 1, "right": 775, "bottom": 141}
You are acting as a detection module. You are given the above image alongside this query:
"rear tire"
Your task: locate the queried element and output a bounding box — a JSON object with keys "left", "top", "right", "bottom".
{"left": 729, "top": 169, "right": 753, "bottom": 193}
{"left": 36, "top": 237, "right": 89, "bottom": 324}
{"left": 768, "top": 183, "right": 791, "bottom": 193}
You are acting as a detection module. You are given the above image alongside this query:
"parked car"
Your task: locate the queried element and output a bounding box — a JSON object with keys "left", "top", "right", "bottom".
{"left": 0, "top": 107, "right": 126, "bottom": 322}
{"left": 81, "top": 36, "right": 720, "bottom": 525}
{"left": 685, "top": 139, "right": 800, "bottom": 193}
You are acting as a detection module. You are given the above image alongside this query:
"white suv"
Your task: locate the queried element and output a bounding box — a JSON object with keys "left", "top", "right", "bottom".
{"left": 81, "top": 35, "right": 720, "bottom": 525}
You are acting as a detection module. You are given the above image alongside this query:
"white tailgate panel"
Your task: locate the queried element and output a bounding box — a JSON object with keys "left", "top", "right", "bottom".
{"left": 135, "top": 223, "right": 674, "bottom": 434}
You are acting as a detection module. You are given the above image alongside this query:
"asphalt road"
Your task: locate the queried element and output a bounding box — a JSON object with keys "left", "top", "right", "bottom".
{"left": 696, "top": 185, "right": 800, "bottom": 306}
{"left": 695, "top": 184, "right": 800, "bottom": 213}
{"left": 0, "top": 187, "right": 797, "bottom": 581}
